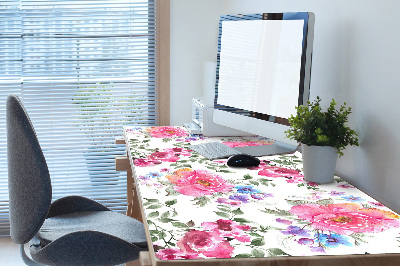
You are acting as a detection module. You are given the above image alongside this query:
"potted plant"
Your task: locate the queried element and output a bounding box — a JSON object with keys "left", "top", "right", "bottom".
{"left": 285, "top": 96, "right": 359, "bottom": 183}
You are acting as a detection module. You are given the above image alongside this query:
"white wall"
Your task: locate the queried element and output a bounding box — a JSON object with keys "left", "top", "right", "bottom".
{"left": 170, "top": 0, "right": 400, "bottom": 212}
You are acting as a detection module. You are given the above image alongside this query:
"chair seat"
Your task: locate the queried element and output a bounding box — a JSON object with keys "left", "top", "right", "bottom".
{"left": 37, "top": 211, "right": 147, "bottom": 248}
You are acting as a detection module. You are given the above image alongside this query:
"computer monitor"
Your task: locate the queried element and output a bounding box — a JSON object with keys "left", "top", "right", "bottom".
{"left": 213, "top": 12, "right": 315, "bottom": 156}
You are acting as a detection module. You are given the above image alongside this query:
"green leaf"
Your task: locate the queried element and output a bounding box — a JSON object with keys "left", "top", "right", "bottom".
{"left": 249, "top": 232, "right": 263, "bottom": 237}
{"left": 172, "top": 222, "right": 189, "bottom": 228}
{"left": 251, "top": 249, "right": 265, "bottom": 257}
{"left": 217, "top": 169, "right": 234, "bottom": 173}
{"left": 147, "top": 204, "right": 163, "bottom": 209}
{"left": 165, "top": 199, "right": 177, "bottom": 206}
{"left": 261, "top": 208, "right": 292, "bottom": 216}
{"left": 232, "top": 208, "right": 244, "bottom": 215}
{"left": 285, "top": 199, "right": 312, "bottom": 206}
{"left": 235, "top": 254, "right": 252, "bottom": 258}
{"left": 249, "top": 180, "right": 260, "bottom": 186}
{"left": 267, "top": 248, "right": 290, "bottom": 257}
{"left": 193, "top": 196, "right": 211, "bottom": 207}
{"left": 243, "top": 174, "right": 253, "bottom": 180}
{"left": 251, "top": 237, "right": 265, "bottom": 246}
{"left": 214, "top": 211, "right": 230, "bottom": 218}
{"left": 233, "top": 217, "right": 250, "bottom": 223}
{"left": 144, "top": 198, "right": 159, "bottom": 203}
{"left": 160, "top": 211, "right": 170, "bottom": 218}
{"left": 151, "top": 236, "right": 158, "bottom": 242}
{"left": 316, "top": 198, "right": 334, "bottom": 206}
{"left": 148, "top": 211, "right": 159, "bottom": 218}
{"left": 158, "top": 218, "right": 175, "bottom": 223}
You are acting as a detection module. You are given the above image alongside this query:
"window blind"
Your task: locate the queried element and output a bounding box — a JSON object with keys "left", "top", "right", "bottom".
{"left": 0, "top": 0, "right": 160, "bottom": 236}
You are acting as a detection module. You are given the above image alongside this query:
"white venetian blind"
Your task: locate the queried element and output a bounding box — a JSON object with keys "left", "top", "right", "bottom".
{"left": 0, "top": 0, "right": 159, "bottom": 236}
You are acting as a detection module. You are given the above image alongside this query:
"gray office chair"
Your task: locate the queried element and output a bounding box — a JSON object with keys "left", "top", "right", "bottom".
{"left": 6, "top": 94, "right": 148, "bottom": 266}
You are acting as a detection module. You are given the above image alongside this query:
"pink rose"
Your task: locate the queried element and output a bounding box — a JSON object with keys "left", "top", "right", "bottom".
{"left": 258, "top": 166, "right": 304, "bottom": 183}
{"left": 202, "top": 219, "right": 251, "bottom": 243}
{"left": 177, "top": 230, "right": 234, "bottom": 258}
{"left": 222, "top": 140, "right": 273, "bottom": 148}
{"left": 167, "top": 169, "right": 234, "bottom": 197}
{"left": 148, "top": 151, "right": 180, "bottom": 162}
{"left": 290, "top": 203, "right": 400, "bottom": 235}
{"left": 146, "top": 126, "right": 188, "bottom": 138}
{"left": 133, "top": 158, "right": 161, "bottom": 167}
{"left": 155, "top": 248, "right": 200, "bottom": 260}
{"left": 163, "top": 147, "right": 192, "bottom": 157}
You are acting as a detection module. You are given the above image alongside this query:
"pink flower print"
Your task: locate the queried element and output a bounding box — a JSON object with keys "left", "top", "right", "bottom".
{"left": 307, "top": 192, "right": 322, "bottom": 200}
{"left": 155, "top": 248, "right": 200, "bottom": 260}
{"left": 290, "top": 203, "right": 400, "bottom": 235}
{"left": 166, "top": 168, "right": 234, "bottom": 197}
{"left": 251, "top": 193, "right": 273, "bottom": 200}
{"left": 338, "top": 184, "right": 355, "bottom": 189}
{"left": 201, "top": 219, "right": 251, "bottom": 243}
{"left": 216, "top": 198, "right": 230, "bottom": 204}
{"left": 133, "top": 158, "right": 162, "bottom": 167}
{"left": 148, "top": 151, "right": 180, "bottom": 162}
{"left": 222, "top": 139, "right": 273, "bottom": 148}
{"left": 329, "top": 191, "right": 345, "bottom": 196}
{"left": 276, "top": 218, "right": 292, "bottom": 225}
{"left": 146, "top": 126, "right": 188, "bottom": 138}
{"left": 258, "top": 166, "right": 304, "bottom": 183}
{"left": 297, "top": 238, "right": 314, "bottom": 245}
{"left": 177, "top": 230, "right": 234, "bottom": 258}
{"left": 162, "top": 147, "right": 192, "bottom": 157}
{"left": 248, "top": 161, "right": 268, "bottom": 170}
{"left": 369, "top": 201, "right": 385, "bottom": 207}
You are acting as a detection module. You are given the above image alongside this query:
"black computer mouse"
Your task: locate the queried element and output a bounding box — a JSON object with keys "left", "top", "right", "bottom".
{"left": 227, "top": 154, "right": 260, "bottom": 167}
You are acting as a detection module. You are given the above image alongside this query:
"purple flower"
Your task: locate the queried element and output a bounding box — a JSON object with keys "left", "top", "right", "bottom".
{"left": 310, "top": 246, "right": 326, "bottom": 253}
{"left": 341, "top": 195, "right": 365, "bottom": 202}
{"left": 235, "top": 185, "right": 261, "bottom": 194}
{"left": 297, "top": 238, "right": 314, "bottom": 245}
{"left": 229, "top": 194, "right": 249, "bottom": 203}
{"left": 276, "top": 218, "right": 292, "bottom": 225}
{"left": 251, "top": 193, "right": 273, "bottom": 200}
{"left": 146, "top": 172, "right": 161, "bottom": 178}
{"left": 281, "top": 225, "right": 310, "bottom": 237}
{"left": 329, "top": 191, "right": 345, "bottom": 196}
{"left": 315, "top": 233, "right": 352, "bottom": 248}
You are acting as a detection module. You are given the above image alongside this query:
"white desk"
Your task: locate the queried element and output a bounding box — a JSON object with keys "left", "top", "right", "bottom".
{"left": 121, "top": 126, "right": 400, "bottom": 266}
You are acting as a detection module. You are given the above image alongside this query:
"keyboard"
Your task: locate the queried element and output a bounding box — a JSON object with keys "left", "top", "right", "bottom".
{"left": 190, "top": 142, "right": 242, "bottom": 160}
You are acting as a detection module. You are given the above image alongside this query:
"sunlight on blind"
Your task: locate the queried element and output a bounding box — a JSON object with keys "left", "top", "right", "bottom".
{"left": 0, "top": 0, "right": 159, "bottom": 236}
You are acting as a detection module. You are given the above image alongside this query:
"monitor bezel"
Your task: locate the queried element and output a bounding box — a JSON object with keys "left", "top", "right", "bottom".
{"left": 213, "top": 12, "right": 314, "bottom": 125}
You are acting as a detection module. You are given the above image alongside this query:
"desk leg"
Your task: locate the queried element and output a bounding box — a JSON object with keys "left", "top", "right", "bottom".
{"left": 114, "top": 155, "right": 143, "bottom": 222}
{"left": 127, "top": 169, "right": 143, "bottom": 223}
{"left": 125, "top": 252, "right": 151, "bottom": 266}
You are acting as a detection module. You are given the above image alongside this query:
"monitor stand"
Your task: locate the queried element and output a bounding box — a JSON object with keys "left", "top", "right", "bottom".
{"left": 232, "top": 141, "right": 298, "bottom": 157}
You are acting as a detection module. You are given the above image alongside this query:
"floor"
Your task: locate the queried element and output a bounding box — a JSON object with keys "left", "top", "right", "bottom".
{"left": 0, "top": 237, "right": 25, "bottom": 266}
{"left": 0, "top": 236, "right": 141, "bottom": 266}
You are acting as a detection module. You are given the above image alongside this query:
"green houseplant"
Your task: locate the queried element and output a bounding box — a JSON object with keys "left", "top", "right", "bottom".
{"left": 285, "top": 96, "right": 359, "bottom": 183}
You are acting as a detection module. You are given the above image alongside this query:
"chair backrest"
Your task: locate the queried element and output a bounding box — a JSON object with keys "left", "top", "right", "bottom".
{"left": 6, "top": 94, "right": 52, "bottom": 244}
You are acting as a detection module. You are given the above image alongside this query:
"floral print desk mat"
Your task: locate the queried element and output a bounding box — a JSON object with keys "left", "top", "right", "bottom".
{"left": 124, "top": 126, "right": 400, "bottom": 261}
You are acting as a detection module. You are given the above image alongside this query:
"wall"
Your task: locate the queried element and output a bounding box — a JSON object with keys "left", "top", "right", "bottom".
{"left": 170, "top": 0, "right": 400, "bottom": 212}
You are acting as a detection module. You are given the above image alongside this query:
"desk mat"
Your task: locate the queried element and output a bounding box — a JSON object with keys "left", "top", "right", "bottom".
{"left": 124, "top": 126, "right": 400, "bottom": 260}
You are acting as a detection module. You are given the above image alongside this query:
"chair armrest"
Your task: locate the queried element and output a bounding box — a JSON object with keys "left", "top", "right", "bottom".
{"left": 47, "top": 195, "right": 110, "bottom": 218}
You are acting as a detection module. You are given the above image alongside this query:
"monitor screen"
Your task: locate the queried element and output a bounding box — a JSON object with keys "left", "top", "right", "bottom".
{"left": 213, "top": 12, "right": 315, "bottom": 156}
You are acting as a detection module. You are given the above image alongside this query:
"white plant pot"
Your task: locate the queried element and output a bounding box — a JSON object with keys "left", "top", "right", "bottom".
{"left": 301, "top": 144, "right": 338, "bottom": 184}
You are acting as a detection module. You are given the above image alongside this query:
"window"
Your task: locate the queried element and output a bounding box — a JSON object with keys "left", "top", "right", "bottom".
{"left": 0, "top": 0, "right": 169, "bottom": 236}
